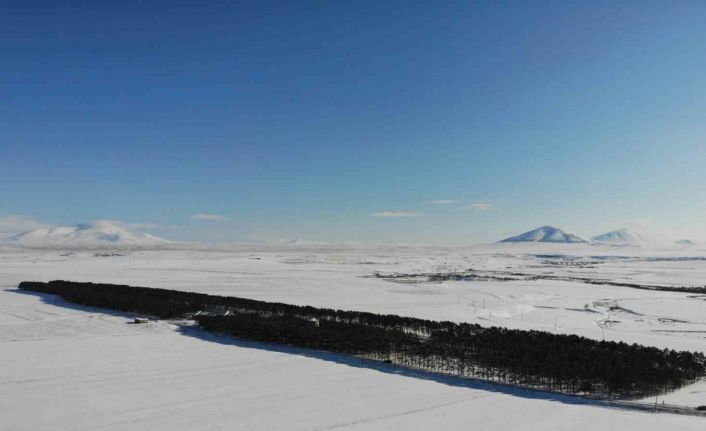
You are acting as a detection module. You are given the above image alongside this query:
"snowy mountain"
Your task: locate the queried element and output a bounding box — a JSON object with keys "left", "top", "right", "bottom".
{"left": 592, "top": 228, "right": 653, "bottom": 244}
{"left": 499, "top": 226, "right": 588, "bottom": 243}
{"left": 5, "top": 220, "right": 169, "bottom": 248}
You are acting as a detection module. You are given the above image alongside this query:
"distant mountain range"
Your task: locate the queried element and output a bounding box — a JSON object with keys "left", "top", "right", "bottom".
{"left": 500, "top": 226, "right": 589, "bottom": 243}
{"left": 591, "top": 228, "right": 653, "bottom": 244}
{"left": 501, "top": 226, "right": 693, "bottom": 245}
{"left": 4, "top": 221, "right": 168, "bottom": 248}
{"left": 1, "top": 221, "right": 697, "bottom": 248}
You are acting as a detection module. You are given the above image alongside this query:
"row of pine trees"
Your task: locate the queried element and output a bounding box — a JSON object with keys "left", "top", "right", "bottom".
{"left": 19, "top": 280, "right": 705, "bottom": 399}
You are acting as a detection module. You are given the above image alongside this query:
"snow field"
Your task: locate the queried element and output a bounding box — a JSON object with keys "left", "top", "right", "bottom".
{"left": 2, "top": 243, "right": 706, "bottom": 429}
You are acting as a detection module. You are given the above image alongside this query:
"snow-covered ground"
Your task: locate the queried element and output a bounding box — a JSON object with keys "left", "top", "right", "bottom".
{"left": 2, "top": 242, "right": 706, "bottom": 429}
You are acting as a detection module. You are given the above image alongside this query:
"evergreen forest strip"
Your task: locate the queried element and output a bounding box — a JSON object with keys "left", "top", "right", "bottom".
{"left": 18, "top": 280, "right": 706, "bottom": 400}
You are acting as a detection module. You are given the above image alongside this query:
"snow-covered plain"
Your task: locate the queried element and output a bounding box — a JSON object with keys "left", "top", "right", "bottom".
{"left": 2, "top": 242, "right": 706, "bottom": 429}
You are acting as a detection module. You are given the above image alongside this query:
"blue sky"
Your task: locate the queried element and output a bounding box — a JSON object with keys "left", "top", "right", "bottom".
{"left": 2, "top": 1, "right": 706, "bottom": 243}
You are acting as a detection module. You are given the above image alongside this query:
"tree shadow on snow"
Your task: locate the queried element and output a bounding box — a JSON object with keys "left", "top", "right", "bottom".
{"left": 175, "top": 323, "right": 611, "bottom": 407}
{"left": 5, "top": 287, "right": 644, "bottom": 412}
{"left": 7, "top": 288, "right": 141, "bottom": 319}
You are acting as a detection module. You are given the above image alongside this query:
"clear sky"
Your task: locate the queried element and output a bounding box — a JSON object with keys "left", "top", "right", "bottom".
{"left": 2, "top": 1, "right": 706, "bottom": 243}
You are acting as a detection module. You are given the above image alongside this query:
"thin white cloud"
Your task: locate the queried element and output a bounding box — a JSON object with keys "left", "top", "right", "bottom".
{"left": 191, "top": 213, "right": 228, "bottom": 221}
{"left": 113, "top": 221, "right": 182, "bottom": 231}
{"left": 131, "top": 223, "right": 158, "bottom": 229}
{"left": 625, "top": 218, "right": 653, "bottom": 227}
{"left": 0, "top": 214, "right": 50, "bottom": 234}
{"left": 428, "top": 200, "right": 458, "bottom": 204}
{"left": 371, "top": 211, "right": 422, "bottom": 218}
{"left": 465, "top": 203, "right": 500, "bottom": 211}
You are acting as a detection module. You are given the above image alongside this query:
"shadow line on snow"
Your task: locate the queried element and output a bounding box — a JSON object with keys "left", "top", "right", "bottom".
{"left": 8, "top": 288, "right": 142, "bottom": 319}
{"left": 174, "top": 323, "right": 607, "bottom": 407}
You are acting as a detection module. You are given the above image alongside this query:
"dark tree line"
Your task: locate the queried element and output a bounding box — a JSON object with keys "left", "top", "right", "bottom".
{"left": 19, "top": 280, "right": 706, "bottom": 399}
